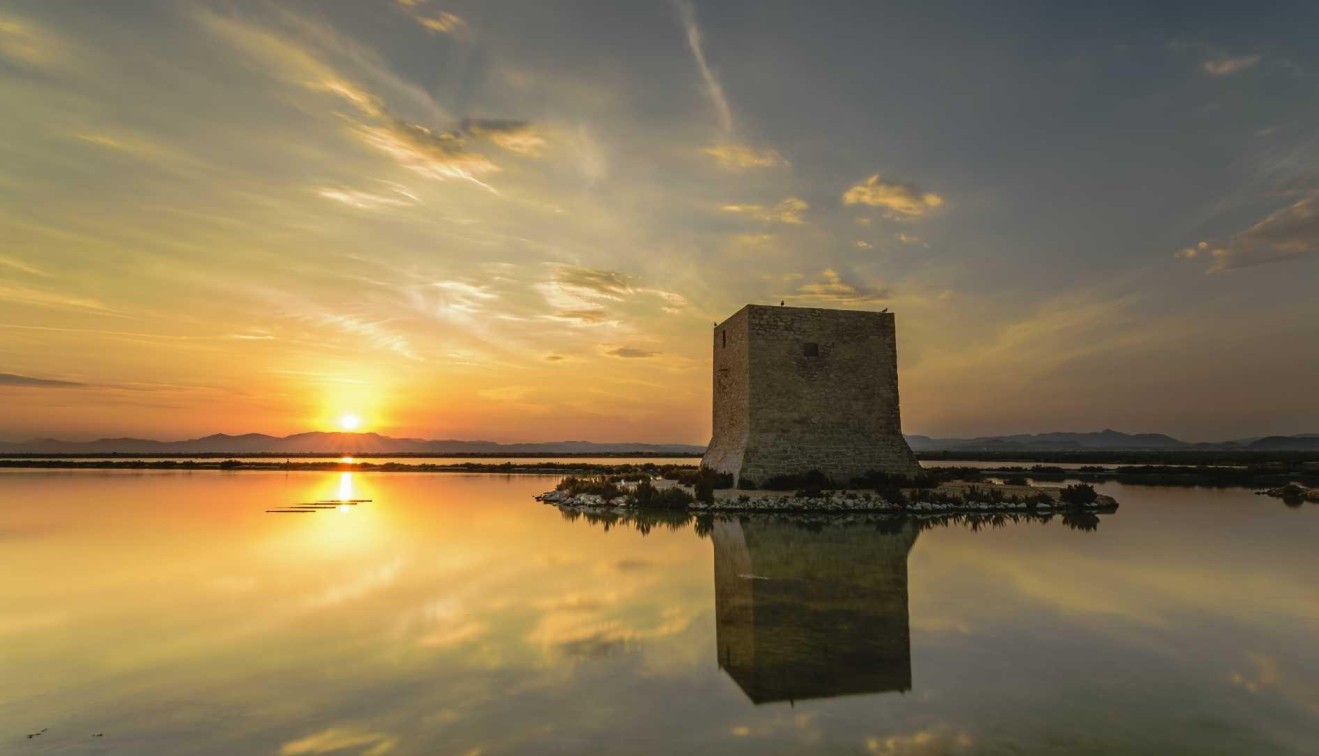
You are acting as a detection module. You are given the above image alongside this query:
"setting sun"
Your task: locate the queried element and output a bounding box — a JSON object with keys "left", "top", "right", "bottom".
{"left": 338, "top": 414, "right": 361, "bottom": 432}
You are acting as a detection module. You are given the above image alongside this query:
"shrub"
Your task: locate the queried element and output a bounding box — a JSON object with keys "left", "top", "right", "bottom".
{"left": 556, "top": 476, "right": 624, "bottom": 500}
{"left": 1003, "top": 475, "right": 1029, "bottom": 486}
{"left": 873, "top": 482, "right": 908, "bottom": 505}
{"left": 632, "top": 478, "right": 695, "bottom": 509}
{"left": 673, "top": 467, "right": 732, "bottom": 495}
{"left": 694, "top": 477, "right": 715, "bottom": 503}
{"left": 1059, "top": 483, "right": 1099, "bottom": 506}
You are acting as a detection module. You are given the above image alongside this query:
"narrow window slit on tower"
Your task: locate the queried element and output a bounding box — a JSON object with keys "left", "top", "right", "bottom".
{"left": 722, "top": 330, "right": 727, "bottom": 348}
{"left": 803, "top": 342, "right": 819, "bottom": 357}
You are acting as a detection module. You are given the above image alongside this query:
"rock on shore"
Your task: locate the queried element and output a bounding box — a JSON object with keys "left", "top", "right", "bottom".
{"left": 1259, "top": 483, "right": 1319, "bottom": 502}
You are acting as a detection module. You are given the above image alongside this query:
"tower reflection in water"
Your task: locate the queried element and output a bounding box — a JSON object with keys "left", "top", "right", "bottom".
{"left": 713, "top": 518, "right": 918, "bottom": 705}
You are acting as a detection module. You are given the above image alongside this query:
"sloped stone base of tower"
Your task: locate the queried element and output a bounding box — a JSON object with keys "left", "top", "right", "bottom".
{"left": 705, "top": 432, "right": 922, "bottom": 487}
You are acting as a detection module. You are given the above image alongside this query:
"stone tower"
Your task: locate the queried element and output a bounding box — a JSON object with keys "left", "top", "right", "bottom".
{"left": 702, "top": 304, "right": 921, "bottom": 486}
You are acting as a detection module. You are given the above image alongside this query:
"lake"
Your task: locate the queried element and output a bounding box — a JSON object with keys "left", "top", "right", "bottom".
{"left": 3, "top": 470, "right": 1317, "bottom": 754}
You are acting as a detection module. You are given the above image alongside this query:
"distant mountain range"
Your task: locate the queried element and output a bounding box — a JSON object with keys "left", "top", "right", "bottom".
{"left": 905, "top": 429, "right": 1319, "bottom": 453}
{"left": 0, "top": 432, "right": 706, "bottom": 456}
{"left": 1, "top": 429, "right": 1317, "bottom": 456}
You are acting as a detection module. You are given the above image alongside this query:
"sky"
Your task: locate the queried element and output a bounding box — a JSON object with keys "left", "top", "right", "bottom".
{"left": 0, "top": 0, "right": 1316, "bottom": 443}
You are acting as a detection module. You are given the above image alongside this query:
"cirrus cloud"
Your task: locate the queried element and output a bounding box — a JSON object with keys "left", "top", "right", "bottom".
{"left": 789, "top": 268, "right": 890, "bottom": 305}
{"left": 459, "top": 118, "right": 545, "bottom": 156}
{"left": 393, "top": 0, "right": 466, "bottom": 36}
{"left": 720, "top": 197, "right": 808, "bottom": 224}
{"left": 604, "top": 346, "right": 660, "bottom": 358}
{"left": 674, "top": 0, "right": 732, "bottom": 133}
{"left": 703, "top": 143, "right": 788, "bottom": 170}
{"left": 1202, "top": 54, "right": 1261, "bottom": 76}
{"left": 1179, "top": 195, "right": 1319, "bottom": 272}
{"left": 843, "top": 174, "right": 944, "bottom": 219}
{"left": 0, "top": 373, "right": 85, "bottom": 388}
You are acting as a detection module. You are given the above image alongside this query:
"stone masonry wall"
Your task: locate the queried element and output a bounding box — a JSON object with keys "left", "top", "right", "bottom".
{"left": 702, "top": 307, "right": 751, "bottom": 476}
{"left": 703, "top": 304, "right": 921, "bottom": 484}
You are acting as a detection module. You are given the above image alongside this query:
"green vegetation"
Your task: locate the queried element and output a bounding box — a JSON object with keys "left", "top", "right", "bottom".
{"left": 629, "top": 478, "right": 695, "bottom": 509}
{"left": 555, "top": 476, "right": 625, "bottom": 500}
{"left": 665, "top": 467, "right": 730, "bottom": 503}
{"left": 667, "top": 467, "right": 733, "bottom": 489}
{"left": 1059, "top": 483, "right": 1099, "bottom": 505}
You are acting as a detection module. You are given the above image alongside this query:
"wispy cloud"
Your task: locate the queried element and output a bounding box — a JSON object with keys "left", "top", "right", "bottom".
{"left": 550, "top": 265, "right": 632, "bottom": 298}
{"left": 1179, "top": 195, "right": 1319, "bottom": 271}
{"left": 394, "top": 0, "right": 466, "bottom": 36}
{"left": 789, "top": 268, "right": 890, "bottom": 305}
{"left": 317, "top": 184, "right": 420, "bottom": 210}
{"left": 310, "top": 313, "right": 421, "bottom": 361}
{"left": 536, "top": 265, "right": 630, "bottom": 325}
{"left": 0, "top": 255, "right": 50, "bottom": 277}
{"left": 0, "top": 373, "right": 85, "bottom": 389}
{"left": 721, "top": 197, "right": 808, "bottom": 224}
{"left": 703, "top": 143, "right": 786, "bottom": 170}
{"left": 843, "top": 174, "right": 945, "bottom": 219}
{"left": 430, "top": 279, "right": 498, "bottom": 316}
{"left": 460, "top": 118, "right": 545, "bottom": 156}
{"left": 604, "top": 346, "right": 660, "bottom": 358}
{"left": 1203, "top": 54, "right": 1261, "bottom": 76}
{"left": 200, "top": 10, "right": 531, "bottom": 191}
{"left": 344, "top": 109, "right": 544, "bottom": 190}
{"left": 674, "top": 0, "right": 732, "bottom": 133}
{"left": 0, "top": 282, "right": 116, "bottom": 314}
{"left": 534, "top": 265, "right": 687, "bottom": 326}
{"left": 280, "top": 727, "right": 397, "bottom": 756}
{"left": 356, "top": 118, "right": 500, "bottom": 189}
{"left": 0, "top": 15, "right": 61, "bottom": 69}
{"left": 551, "top": 308, "right": 610, "bottom": 324}
{"left": 910, "top": 291, "right": 1152, "bottom": 381}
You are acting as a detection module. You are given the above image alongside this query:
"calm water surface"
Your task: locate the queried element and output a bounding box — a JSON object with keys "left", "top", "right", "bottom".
{"left": 2, "top": 470, "right": 1317, "bottom": 754}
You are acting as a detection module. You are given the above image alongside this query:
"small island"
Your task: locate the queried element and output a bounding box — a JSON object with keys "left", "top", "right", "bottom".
{"left": 536, "top": 470, "right": 1118, "bottom": 516}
